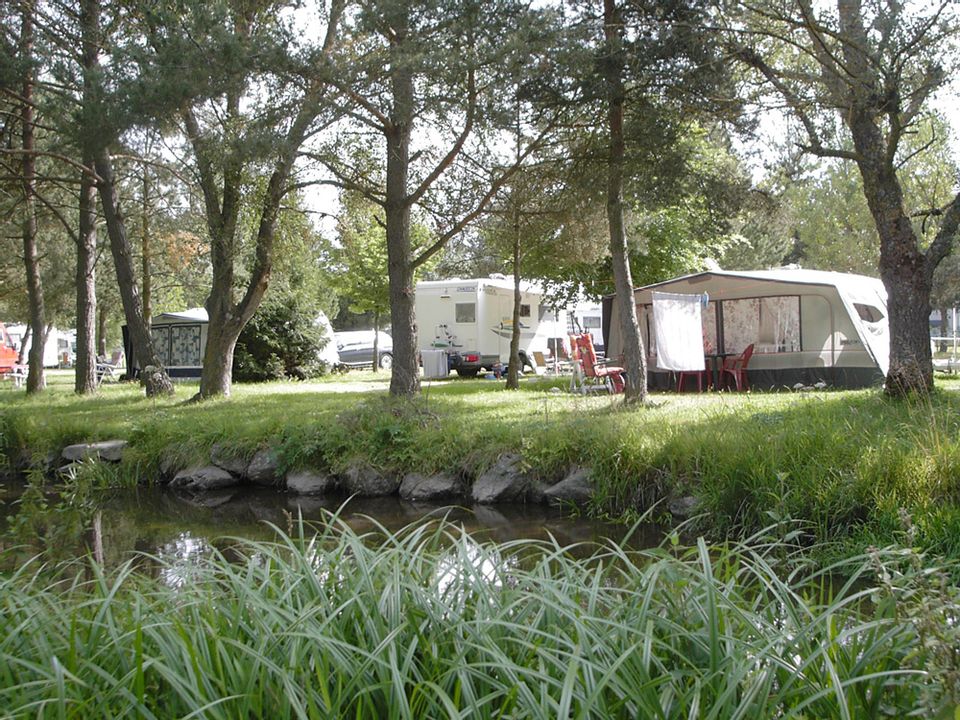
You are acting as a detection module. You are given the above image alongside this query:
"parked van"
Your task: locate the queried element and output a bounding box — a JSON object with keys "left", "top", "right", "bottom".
{"left": 335, "top": 330, "right": 393, "bottom": 369}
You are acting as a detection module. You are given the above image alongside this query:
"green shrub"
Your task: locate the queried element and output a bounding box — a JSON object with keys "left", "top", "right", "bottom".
{"left": 233, "top": 290, "right": 331, "bottom": 382}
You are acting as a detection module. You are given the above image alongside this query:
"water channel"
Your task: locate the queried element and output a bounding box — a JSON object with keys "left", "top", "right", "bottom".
{"left": 0, "top": 481, "right": 660, "bottom": 578}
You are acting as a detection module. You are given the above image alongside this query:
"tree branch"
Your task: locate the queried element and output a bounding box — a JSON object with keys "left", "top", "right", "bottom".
{"left": 407, "top": 67, "right": 476, "bottom": 206}
{"left": 411, "top": 119, "right": 558, "bottom": 269}
{"left": 925, "top": 191, "right": 960, "bottom": 272}
{"left": 0, "top": 147, "right": 101, "bottom": 180}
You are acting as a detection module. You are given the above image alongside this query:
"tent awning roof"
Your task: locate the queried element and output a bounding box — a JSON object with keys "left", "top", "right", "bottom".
{"left": 154, "top": 308, "right": 208, "bottom": 323}
{"left": 615, "top": 268, "right": 885, "bottom": 298}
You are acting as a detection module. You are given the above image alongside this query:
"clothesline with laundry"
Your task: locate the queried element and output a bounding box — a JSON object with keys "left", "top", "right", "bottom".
{"left": 651, "top": 292, "right": 708, "bottom": 372}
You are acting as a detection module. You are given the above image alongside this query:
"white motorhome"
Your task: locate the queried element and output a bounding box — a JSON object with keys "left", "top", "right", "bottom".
{"left": 6, "top": 324, "right": 71, "bottom": 367}
{"left": 416, "top": 277, "right": 567, "bottom": 376}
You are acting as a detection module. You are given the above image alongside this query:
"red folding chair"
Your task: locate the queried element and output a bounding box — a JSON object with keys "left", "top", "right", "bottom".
{"left": 575, "top": 333, "right": 625, "bottom": 394}
{"left": 721, "top": 343, "right": 754, "bottom": 391}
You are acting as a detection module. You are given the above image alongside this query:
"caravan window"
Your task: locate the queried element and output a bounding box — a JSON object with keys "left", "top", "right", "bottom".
{"left": 722, "top": 298, "right": 760, "bottom": 354}
{"left": 854, "top": 303, "right": 884, "bottom": 323}
{"left": 455, "top": 303, "right": 475, "bottom": 323}
{"left": 758, "top": 296, "right": 801, "bottom": 352}
{"left": 722, "top": 296, "right": 801, "bottom": 353}
{"left": 520, "top": 304, "right": 531, "bottom": 318}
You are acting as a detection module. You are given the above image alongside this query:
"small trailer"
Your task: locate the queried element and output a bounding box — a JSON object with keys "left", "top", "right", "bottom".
{"left": 415, "top": 276, "right": 567, "bottom": 376}
{"left": 6, "top": 324, "right": 70, "bottom": 367}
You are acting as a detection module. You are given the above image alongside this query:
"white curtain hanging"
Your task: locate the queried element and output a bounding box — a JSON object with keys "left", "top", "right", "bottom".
{"left": 652, "top": 291, "right": 705, "bottom": 371}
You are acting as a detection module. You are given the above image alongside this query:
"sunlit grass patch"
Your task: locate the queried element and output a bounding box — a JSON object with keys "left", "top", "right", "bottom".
{"left": 4, "top": 373, "right": 960, "bottom": 558}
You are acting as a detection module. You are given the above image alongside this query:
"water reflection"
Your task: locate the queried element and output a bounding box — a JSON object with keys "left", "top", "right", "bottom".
{"left": 1, "top": 481, "right": 661, "bottom": 579}
{"left": 433, "top": 537, "right": 516, "bottom": 618}
{"left": 155, "top": 531, "right": 214, "bottom": 589}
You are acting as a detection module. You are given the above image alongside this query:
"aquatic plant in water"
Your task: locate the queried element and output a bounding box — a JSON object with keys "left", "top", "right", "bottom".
{"left": 0, "top": 513, "right": 955, "bottom": 719}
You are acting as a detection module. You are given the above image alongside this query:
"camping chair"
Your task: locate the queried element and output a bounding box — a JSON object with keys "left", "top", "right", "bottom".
{"left": 721, "top": 343, "right": 754, "bottom": 391}
{"left": 573, "top": 333, "right": 625, "bottom": 394}
{"left": 95, "top": 351, "right": 123, "bottom": 387}
{"left": 531, "top": 350, "right": 549, "bottom": 374}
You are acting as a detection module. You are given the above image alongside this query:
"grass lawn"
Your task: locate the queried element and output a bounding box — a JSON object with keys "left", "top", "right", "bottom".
{"left": 4, "top": 369, "right": 960, "bottom": 560}
{"left": 3, "top": 372, "right": 960, "bottom": 718}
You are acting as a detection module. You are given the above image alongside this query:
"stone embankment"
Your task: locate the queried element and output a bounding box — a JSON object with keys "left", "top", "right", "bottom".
{"left": 57, "top": 441, "right": 602, "bottom": 509}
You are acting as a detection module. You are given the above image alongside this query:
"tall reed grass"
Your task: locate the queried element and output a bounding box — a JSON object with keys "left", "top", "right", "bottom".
{"left": 1, "top": 515, "right": 956, "bottom": 719}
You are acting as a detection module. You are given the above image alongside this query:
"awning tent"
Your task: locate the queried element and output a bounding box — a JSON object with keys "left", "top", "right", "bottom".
{"left": 124, "top": 308, "right": 208, "bottom": 379}
{"left": 603, "top": 269, "right": 889, "bottom": 390}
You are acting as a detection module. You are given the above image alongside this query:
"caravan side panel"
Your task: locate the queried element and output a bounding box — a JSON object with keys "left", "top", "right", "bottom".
{"left": 416, "top": 283, "right": 479, "bottom": 355}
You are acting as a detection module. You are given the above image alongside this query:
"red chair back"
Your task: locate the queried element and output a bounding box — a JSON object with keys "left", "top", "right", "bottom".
{"left": 578, "top": 334, "right": 600, "bottom": 377}
{"left": 724, "top": 343, "right": 754, "bottom": 369}
{"left": 736, "top": 343, "right": 755, "bottom": 368}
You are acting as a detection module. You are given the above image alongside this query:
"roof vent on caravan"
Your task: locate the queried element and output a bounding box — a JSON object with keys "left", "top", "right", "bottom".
{"left": 489, "top": 273, "right": 506, "bottom": 280}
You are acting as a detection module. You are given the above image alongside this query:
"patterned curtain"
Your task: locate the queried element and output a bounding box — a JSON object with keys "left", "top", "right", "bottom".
{"left": 169, "top": 326, "right": 202, "bottom": 366}
{"left": 150, "top": 326, "right": 170, "bottom": 366}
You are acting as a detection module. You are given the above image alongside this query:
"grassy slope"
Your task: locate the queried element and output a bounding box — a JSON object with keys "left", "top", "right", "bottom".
{"left": 3, "top": 370, "right": 960, "bottom": 559}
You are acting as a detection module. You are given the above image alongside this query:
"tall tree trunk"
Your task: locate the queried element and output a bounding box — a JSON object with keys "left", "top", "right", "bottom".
{"left": 75, "top": 0, "right": 99, "bottom": 394}
{"left": 848, "top": 112, "right": 933, "bottom": 395}
{"left": 372, "top": 311, "right": 380, "bottom": 372}
{"left": 17, "top": 325, "right": 30, "bottom": 365}
{"left": 75, "top": 163, "right": 98, "bottom": 393}
{"left": 82, "top": 0, "right": 170, "bottom": 396}
{"left": 141, "top": 165, "right": 152, "bottom": 326}
{"left": 385, "top": 24, "right": 420, "bottom": 397}
{"left": 96, "top": 304, "right": 107, "bottom": 356}
{"left": 95, "top": 150, "right": 173, "bottom": 396}
{"left": 196, "top": 161, "right": 287, "bottom": 398}
{"left": 603, "top": 0, "right": 646, "bottom": 403}
{"left": 506, "top": 213, "right": 522, "bottom": 390}
{"left": 199, "top": 315, "right": 243, "bottom": 396}
{"left": 185, "top": 57, "right": 330, "bottom": 399}
{"left": 20, "top": 0, "right": 45, "bottom": 394}
{"left": 878, "top": 240, "right": 933, "bottom": 393}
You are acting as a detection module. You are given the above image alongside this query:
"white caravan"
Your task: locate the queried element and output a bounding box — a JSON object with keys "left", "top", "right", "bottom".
{"left": 6, "top": 324, "right": 71, "bottom": 367}
{"left": 606, "top": 268, "right": 889, "bottom": 389}
{"left": 416, "top": 277, "right": 567, "bottom": 376}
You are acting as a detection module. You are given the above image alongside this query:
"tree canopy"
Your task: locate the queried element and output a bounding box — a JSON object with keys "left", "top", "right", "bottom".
{"left": 1, "top": 0, "right": 958, "bottom": 400}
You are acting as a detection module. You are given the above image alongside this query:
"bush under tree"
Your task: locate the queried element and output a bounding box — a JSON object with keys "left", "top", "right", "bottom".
{"left": 232, "top": 292, "right": 331, "bottom": 382}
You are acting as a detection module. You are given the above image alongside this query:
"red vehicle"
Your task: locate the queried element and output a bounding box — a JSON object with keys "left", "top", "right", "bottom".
{"left": 0, "top": 324, "right": 21, "bottom": 373}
